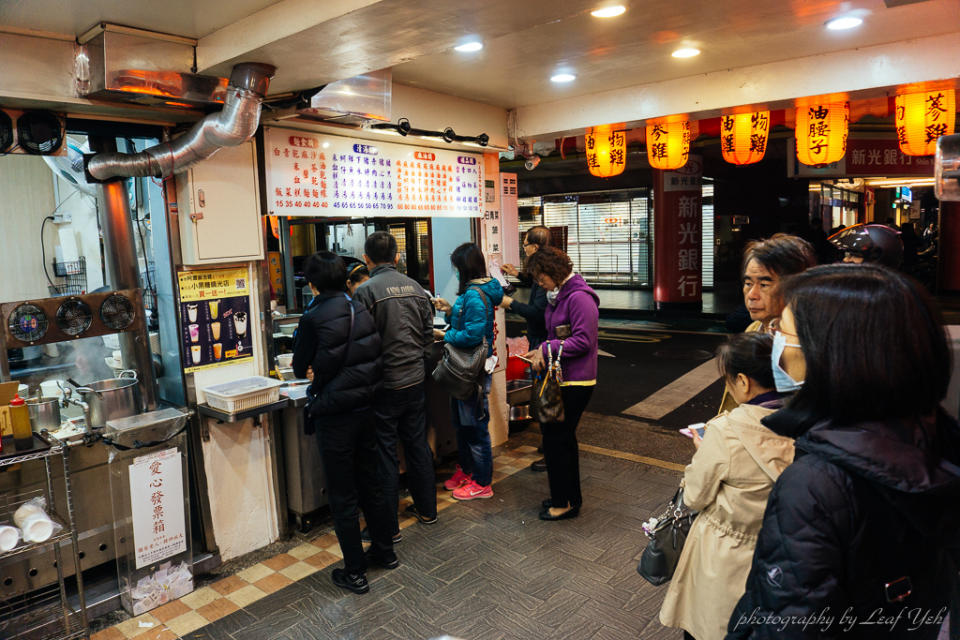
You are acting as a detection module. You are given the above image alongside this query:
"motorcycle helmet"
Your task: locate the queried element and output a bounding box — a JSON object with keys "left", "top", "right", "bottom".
{"left": 828, "top": 223, "right": 904, "bottom": 268}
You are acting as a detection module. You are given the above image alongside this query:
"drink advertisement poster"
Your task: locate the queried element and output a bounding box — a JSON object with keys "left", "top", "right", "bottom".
{"left": 177, "top": 268, "right": 253, "bottom": 373}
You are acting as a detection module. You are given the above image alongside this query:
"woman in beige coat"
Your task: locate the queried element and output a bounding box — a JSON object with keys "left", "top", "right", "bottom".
{"left": 660, "top": 333, "right": 795, "bottom": 640}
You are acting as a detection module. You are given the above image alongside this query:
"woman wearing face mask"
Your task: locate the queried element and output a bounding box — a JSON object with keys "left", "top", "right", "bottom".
{"left": 726, "top": 264, "right": 960, "bottom": 640}
{"left": 521, "top": 247, "right": 599, "bottom": 520}
{"left": 659, "top": 332, "right": 794, "bottom": 640}
{"left": 433, "top": 243, "right": 504, "bottom": 501}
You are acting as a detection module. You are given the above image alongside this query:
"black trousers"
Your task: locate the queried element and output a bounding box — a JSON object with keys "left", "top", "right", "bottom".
{"left": 315, "top": 410, "right": 394, "bottom": 574}
{"left": 372, "top": 382, "right": 437, "bottom": 531}
{"left": 541, "top": 385, "right": 593, "bottom": 509}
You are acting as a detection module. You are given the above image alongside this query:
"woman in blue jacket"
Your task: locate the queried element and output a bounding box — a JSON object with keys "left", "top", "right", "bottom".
{"left": 434, "top": 243, "right": 503, "bottom": 500}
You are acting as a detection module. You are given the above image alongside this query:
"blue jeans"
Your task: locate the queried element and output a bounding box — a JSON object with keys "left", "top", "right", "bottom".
{"left": 450, "top": 375, "right": 492, "bottom": 486}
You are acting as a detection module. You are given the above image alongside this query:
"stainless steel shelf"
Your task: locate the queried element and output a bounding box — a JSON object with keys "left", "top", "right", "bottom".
{"left": 196, "top": 399, "right": 290, "bottom": 423}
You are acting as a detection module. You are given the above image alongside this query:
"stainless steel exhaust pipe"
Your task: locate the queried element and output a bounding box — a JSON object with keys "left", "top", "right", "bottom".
{"left": 87, "top": 62, "right": 276, "bottom": 180}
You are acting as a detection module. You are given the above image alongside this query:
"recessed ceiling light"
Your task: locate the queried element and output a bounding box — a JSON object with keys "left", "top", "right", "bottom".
{"left": 591, "top": 5, "right": 626, "bottom": 18}
{"left": 671, "top": 47, "right": 700, "bottom": 58}
{"left": 454, "top": 41, "right": 483, "bottom": 53}
{"left": 551, "top": 73, "right": 576, "bottom": 83}
{"left": 825, "top": 15, "right": 863, "bottom": 30}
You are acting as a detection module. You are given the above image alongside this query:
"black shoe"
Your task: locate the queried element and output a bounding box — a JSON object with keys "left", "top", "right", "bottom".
{"left": 361, "top": 528, "right": 402, "bottom": 544}
{"left": 530, "top": 458, "right": 547, "bottom": 472}
{"left": 539, "top": 505, "right": 581, "bottom": 521}
{"left": 366, "top": 550, "right": 400, "bottom": 570}
{"left": 332, "top": 568, "right": 369, "bottom": 594}
{"left": 537, "top": 446, "right": 543, "bottom": 454}
{"left": 541, "top": 498, "right": 552, "bottom": 509}
{"left": 404, "top": 504, "right": 438, "bottom": 525}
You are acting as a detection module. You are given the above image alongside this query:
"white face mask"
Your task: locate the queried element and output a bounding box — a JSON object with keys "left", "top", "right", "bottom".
{"left": 771, "top": 331, "right": 803, "bottom": 393}
{"left": 546, "top": 287, "right": 560, "bottom": 306}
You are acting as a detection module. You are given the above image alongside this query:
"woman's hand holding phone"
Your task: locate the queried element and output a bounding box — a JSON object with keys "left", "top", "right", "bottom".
{"left": 520, "top": 349, "right": 545, "bottom": 372}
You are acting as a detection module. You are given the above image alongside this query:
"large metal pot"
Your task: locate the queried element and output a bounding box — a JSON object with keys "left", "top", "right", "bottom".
{"left": 75, "top": 370, "right": 140, "bottom": 429}
{"left": 27, "top": 396, "right": 62, "bottom": 430}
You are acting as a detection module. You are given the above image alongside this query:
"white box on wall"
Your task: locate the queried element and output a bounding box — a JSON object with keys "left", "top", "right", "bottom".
{"left": 178, "top": 141, "right": 264, "bottom": 264}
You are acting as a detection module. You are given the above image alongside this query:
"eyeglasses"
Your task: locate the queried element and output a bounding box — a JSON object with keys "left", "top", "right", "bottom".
{"left": 767, "top": 318, "right": 800, "bottom": 340}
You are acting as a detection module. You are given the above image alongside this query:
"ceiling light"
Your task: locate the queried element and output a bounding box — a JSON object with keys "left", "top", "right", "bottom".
{"left": 825, "top": 15, "right": 863, "bottom": 30}
{"left": 671, "top": 47, "right": 700, "bottom": 58}
{"left": 551, "top": 73, "right": 576, "bottom": 83}
{"left": 454, "top": 41, "right": 483, "bottom": 53}
{"left": 591, "top": 5, "right": 626, "bottom": 18}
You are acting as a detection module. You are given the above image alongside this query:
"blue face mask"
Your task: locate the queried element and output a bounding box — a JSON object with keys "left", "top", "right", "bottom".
{"left": 546, "top": 287, "right": 560, "bottom": 306}
{"left": 771, "top": 331, "right": 804, "bottom": 392}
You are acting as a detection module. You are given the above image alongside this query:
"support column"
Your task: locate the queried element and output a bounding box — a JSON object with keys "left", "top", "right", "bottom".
{"left": 653, "top": 157, "right": 703, "bottom": 311}
{"left": 939, "top": 201, "right": 960, "bottom": 292}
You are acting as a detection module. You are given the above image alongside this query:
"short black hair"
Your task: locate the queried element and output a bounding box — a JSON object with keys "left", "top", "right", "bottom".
{"left": 742, "top": 233, "right": 817, "bottom": 279}
{"left": 450, "top": 243, "right": 487, "bottom": 294}
{"left": 782, "top": 264, "right": 949, "bottom": 427}
{"left": 304, "top": 251, "right": 346, "bottom": 292}
{"left": 717, "top": 332, "right": 775, "bottom": 390}
{"left": 365, "top": 231, "right": 398, "bottom": 264}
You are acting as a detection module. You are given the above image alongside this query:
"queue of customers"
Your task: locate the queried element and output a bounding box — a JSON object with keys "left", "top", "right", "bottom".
{"left": 660, "top": 233, "right": 960, "bottom": 640}
{"left": 292, "top": 229, "right": 600, "bottom": 594}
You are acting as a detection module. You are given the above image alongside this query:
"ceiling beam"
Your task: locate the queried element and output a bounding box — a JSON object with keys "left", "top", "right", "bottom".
{"left": 513, "top": 31, "right": 960, "bottom": 140}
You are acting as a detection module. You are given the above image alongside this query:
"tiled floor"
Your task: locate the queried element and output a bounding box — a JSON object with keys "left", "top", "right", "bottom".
{"left": 91, "top": 441, "right": 683, "bottom": 640}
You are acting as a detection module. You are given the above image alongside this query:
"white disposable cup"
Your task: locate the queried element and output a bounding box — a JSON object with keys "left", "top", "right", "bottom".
{"left": 14, "top": 501, "right": 43, "bottom": 523}
{"left": 0, "top": 525, "right": 19, "bottom": 551}
{"left": 190, "top": 345, "right": 202, "bottom": 364}
{"left": 187, "top": 304, "right": 198, "bottom": 323}
{"left": 20, "top": 514, "right": 54, "bottom": 542}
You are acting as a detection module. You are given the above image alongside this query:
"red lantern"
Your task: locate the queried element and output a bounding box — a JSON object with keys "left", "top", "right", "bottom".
{"left": 895, "top": 90, "right": 956, "bottom": 156}
{"left": 720, "top": 111, "right": 769, "bottom": 165}
{"left": 795, "top": 102, "right": 848, "bottom": 166}
{"left": 585, "top": 126, "right": 627, "bottom": 178}
{"left": 646, "top": 120, "right": 690, "bottom": 170}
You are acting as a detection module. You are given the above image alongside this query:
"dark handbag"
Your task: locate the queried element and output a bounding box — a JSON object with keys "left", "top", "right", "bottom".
{"left": 637, "top": 487, "right": 696, "bottom": 586}
{"left": 432, "top": 287, "right": 491, "bottom": 400}
{"left": 532, "top": 341, "right": 565, "bottom": 424}
{"left": 304, "top": 297, "right": 354, "bottom": 430}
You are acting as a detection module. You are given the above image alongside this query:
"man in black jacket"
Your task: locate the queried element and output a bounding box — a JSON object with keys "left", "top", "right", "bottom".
{"left": 292, "top": 251, "right": 395, "bottom": 595}
{"left": 353, "top": 231, "right": 438, "bottom": 537}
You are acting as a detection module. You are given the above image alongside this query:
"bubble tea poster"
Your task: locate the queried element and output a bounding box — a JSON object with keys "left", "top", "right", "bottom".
{"left": 177, "top": 268, "right": 254, "bottom": 373}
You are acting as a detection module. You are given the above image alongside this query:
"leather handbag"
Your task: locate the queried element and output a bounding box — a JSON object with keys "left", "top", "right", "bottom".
{"left": 432, "top": 287, "right": 491, "bottom": 400}
{"left": 532, "top": 341, "right": 565, "bottom": 424}
{"left": 637, "top": 487, "right": 696, "bottom": 586}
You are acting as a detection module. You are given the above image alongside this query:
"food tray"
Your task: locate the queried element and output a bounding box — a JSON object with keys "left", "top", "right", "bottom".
{"left": 202, "top": 377, "right": 283, "bottom": 413}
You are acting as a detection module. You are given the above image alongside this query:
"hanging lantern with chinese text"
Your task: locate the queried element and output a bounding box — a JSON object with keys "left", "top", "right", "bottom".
{"left": 895, "top": 90, "right": 956, "bottom": 156}
{"left": 646, "top": 120, "right": 690, "bottom": 170}
{"left": 585, "top": 127, "right": 627, "bottom": 178}
{"left": 720, "top": 111, "right": 770, "bottom": 165}
{"left": 795, "top": 102, "right": 848, "bottom": 166}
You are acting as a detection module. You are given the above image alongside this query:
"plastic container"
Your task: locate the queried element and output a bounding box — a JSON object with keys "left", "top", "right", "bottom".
{"left": 202, "top": 377, "right": 283, "bottom": 413}
{"left": 9, "top": 394, "right": 33, "bottom": 450}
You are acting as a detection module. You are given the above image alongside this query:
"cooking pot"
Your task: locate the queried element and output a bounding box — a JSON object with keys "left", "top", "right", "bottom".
{"left": 27, "top": 396, "right": 62, "bottom": 430}
{"left": 73, "top": 370, "right": 140, "bottom": 429}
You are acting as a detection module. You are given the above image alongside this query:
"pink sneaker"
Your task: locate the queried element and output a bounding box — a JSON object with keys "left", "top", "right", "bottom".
{"left": 444, "top": 466, "right": 472, "bottom": 491}
{"left": 452, "top": 480, "right": 493, "bottom": 501}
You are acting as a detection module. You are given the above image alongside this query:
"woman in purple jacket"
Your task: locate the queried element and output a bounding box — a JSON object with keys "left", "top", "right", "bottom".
{"left": 522, "top": 247, "right": 600, "bottom": 521}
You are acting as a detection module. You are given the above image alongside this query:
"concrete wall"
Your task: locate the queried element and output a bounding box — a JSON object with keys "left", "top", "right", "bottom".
{"left": 391, "top": 83, "right": 508, "bottom": 149}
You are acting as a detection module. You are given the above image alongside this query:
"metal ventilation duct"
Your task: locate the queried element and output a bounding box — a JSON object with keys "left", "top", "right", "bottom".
{"left": 86, "top": 63, "right": 275, "bottom": 181}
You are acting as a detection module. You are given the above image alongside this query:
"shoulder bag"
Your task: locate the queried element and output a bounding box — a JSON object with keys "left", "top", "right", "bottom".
{"left": 432, "top": 287, "right": 491, "bottom": 400}
{"left": 637, "top": 486, "right": 697, "bottom": 586}
{"left": 532, "top": 341, "right": 565, "bottom": 424}
{"left": 304, "top": 297, "right": 355, "bottom": 430}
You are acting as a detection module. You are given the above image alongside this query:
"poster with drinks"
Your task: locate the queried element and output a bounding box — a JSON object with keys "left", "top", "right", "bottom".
{"left": 177, "top": 268, "right": 253, "bottom": 373}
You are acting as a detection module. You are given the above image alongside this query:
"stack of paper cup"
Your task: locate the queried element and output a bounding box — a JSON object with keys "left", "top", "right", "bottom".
{"left": 0, "top": 525, "right": 19, "bottom": 551}
{"left": 14, "top": 502, "right": 54, "bottom": 543}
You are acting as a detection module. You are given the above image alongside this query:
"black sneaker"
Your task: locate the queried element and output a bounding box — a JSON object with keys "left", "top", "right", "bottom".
{"left": 366, "top": 550, "right": 400, "bottom": 570}
{"left": 530, "top": 458, "right": 547, "bottom": 472}
{"left": 361, "top": 528, "right": 402, "bottom": 544}
{"left": 404, "top": 504, "right": 438, "bottom": 525}
{"left": 331, "top": 568, "right": 369, "bottom": 594}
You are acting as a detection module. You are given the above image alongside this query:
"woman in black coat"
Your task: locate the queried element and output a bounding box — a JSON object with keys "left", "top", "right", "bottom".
{"left": 292, "top": 251, "right": 395, "bottom": 595}
{"left": 726, "top": 264, "right": 960, "bottom": 639}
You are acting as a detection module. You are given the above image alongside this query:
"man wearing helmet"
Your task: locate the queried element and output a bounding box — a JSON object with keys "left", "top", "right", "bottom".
{"left": 828, "top": 223, "right": 904, "bottom": 268}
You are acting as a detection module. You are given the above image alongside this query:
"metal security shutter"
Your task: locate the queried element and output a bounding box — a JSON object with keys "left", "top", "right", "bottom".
{"left": 543, "top": 196, "right": 579, "bottom": 265}
{"left": 632, "top": 196, "right": 652, "bottom": 286}
{"left": 702, "top": 181, "right": 715, "bottom": 289}
{"left": 577, "top": 198, "right": 632, "bottom": 280}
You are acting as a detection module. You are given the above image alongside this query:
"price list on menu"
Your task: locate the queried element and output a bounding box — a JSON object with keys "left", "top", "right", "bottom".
{"left": 264, "top": 127, "right": 483, "bottom": 218}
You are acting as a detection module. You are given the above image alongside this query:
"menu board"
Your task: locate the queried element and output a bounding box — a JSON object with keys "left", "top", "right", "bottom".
{"left": 177, "top": 268, "right": 253, "bottom": 373}
{"left": 264, "top": 127, "right": 484, "bottom": 218}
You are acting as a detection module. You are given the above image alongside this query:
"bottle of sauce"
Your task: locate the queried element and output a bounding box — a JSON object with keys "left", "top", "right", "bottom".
{"left": 9, "top": 394, "right": 33, "bottom": 450}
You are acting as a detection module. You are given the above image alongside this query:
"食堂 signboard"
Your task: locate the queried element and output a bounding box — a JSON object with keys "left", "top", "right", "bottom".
{"left": 264, "top": 127, "right": 484, "bottom": 218}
